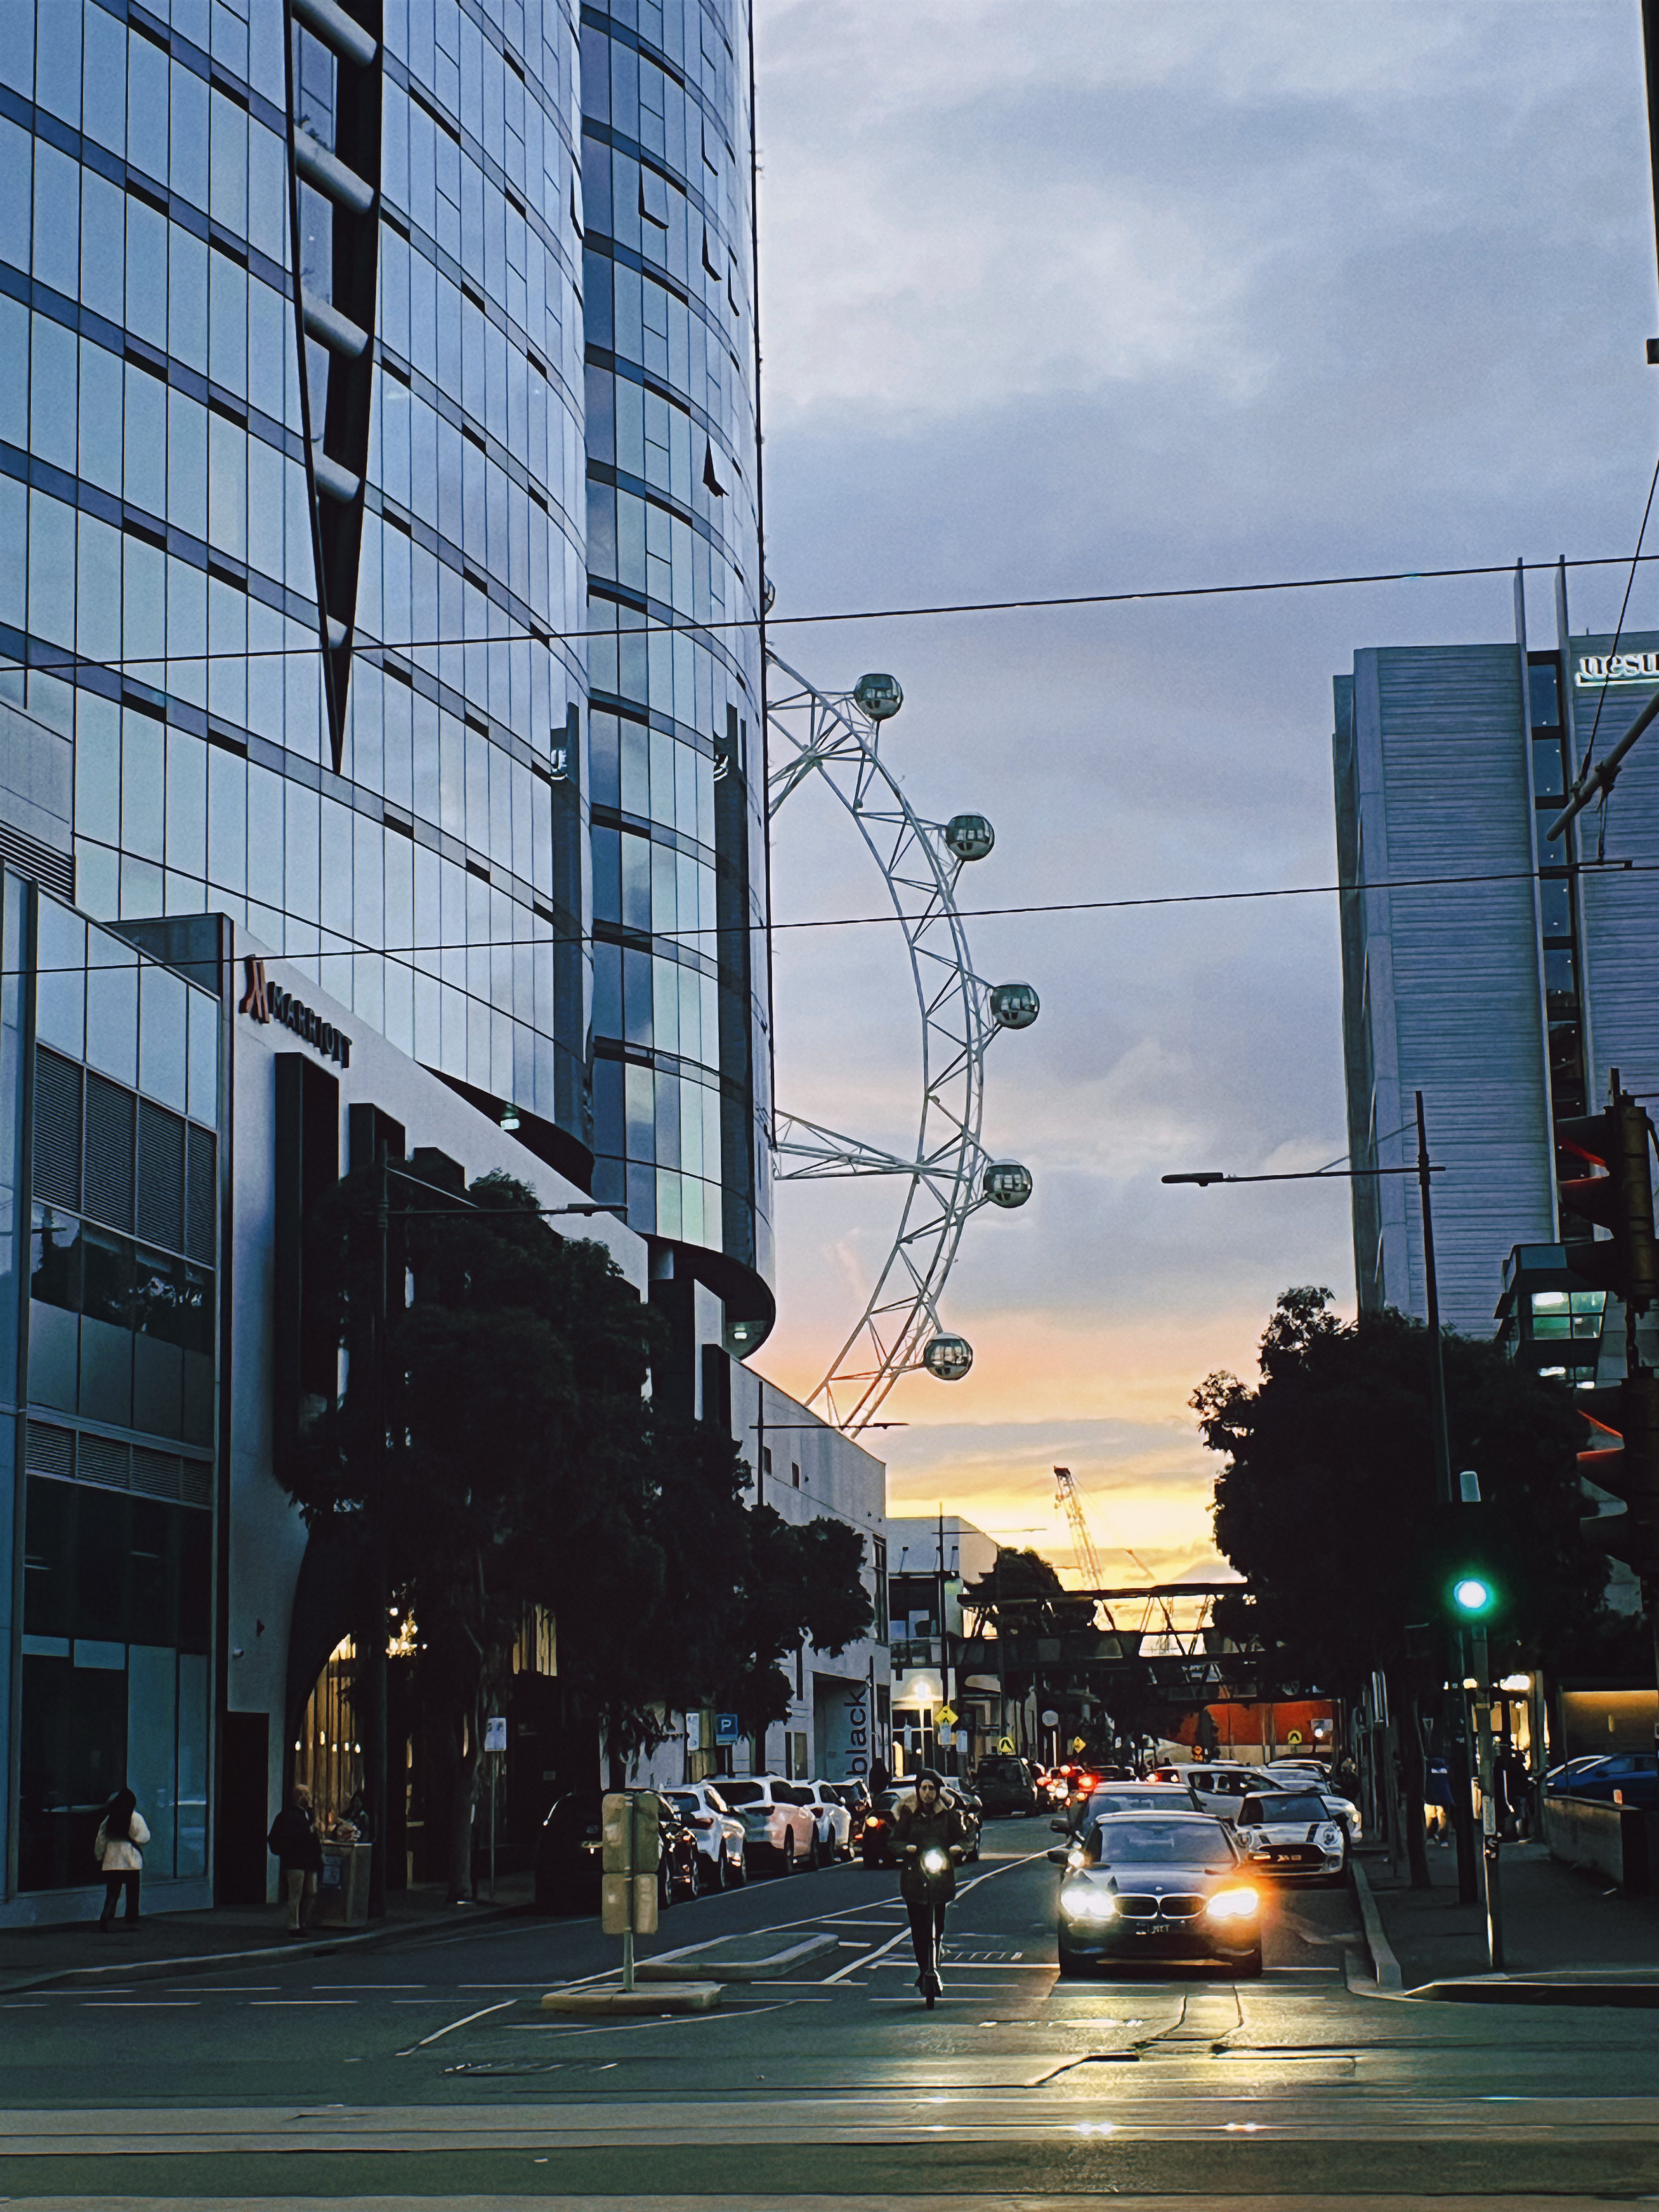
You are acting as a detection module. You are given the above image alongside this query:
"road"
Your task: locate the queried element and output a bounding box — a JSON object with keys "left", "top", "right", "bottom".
{"left": 2, "top": 1818, "right": 1657, "bottom": 2205}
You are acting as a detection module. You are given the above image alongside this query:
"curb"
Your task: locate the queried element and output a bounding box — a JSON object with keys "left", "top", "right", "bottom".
{"left": 0, "top": 1896, "right": 531, "bottom": 1997}
{"left": 541, "top": 1978, "right": 723, "bottom": 2017}
{"left": 637, "top": 1932, "right": 839, "bottom": 1983}
{"left": 1403, "top": 1975, "right": 1659, "bottom": 2008}
{"left": 1350, "top": 1859, "right": 1403, "bottom": 1992}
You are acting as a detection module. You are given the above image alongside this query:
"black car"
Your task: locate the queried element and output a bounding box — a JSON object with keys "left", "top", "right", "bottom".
{"left": 1051, "top": 1811, "right": 1262, "bottom": 1978}
{"left": 1055, "top": 1781, "right": 1199, "bottom": 1839}
{"left": 973, "top": 1755, "right": 1041, "bottom": 1816}
{"left": 533, "top": 1791, "right": 701, "bottom": 1914}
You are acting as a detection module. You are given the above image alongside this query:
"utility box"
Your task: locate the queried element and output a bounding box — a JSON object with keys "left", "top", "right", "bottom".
{"left": 599, "top": 1792, "right": 659, "bottom": 1935}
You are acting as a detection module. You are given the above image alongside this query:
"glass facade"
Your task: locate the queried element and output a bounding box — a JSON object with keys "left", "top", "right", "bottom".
{"left": 1, "top": 0, "right": 589, "bottom": 1161}
{"left": 3, "top": 0, "right": 772, "bottom": 1317}
{"left": 579, "top": 0, "right": 771, "bottom": 1307}
{"left": 0, "top": 880, "right": 223, "bottom": 1894}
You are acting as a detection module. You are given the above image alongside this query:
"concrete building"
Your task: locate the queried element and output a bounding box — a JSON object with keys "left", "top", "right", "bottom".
{"left": 884, "top": 1513, "right": 997, "bottom": 1776}
{"left": 1334, "top": 584, "right": 1659, "bottom": 1339}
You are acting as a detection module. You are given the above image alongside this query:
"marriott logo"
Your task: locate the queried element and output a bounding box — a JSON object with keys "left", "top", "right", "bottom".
{"left": 238, "top": 957, "right": 352, "bottom": 1067}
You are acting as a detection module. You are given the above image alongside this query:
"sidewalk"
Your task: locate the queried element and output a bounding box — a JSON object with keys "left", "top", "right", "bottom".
{"left": 0, "top": 1874, "right": 534, "bottom": 1996}
{"left": 1361, "top": 1834, "right": 1659, "bottom": 1999}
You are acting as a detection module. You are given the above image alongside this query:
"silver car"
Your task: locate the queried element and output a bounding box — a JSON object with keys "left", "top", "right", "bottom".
{"left": 805, "top": 1780, "right": 854, "bottom": 1863}
{"left": 662, "top": 1785, "right": 747, "bottom": 1891}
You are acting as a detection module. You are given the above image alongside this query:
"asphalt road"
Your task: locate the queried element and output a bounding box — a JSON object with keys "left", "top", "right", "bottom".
{"left": 3, "top": 1817, "right": 1658, "bottom": 2205}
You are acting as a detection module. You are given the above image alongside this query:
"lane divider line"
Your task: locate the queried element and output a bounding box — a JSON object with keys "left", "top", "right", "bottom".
{"left": 396, "top": 1997, "right": 515, "bottom": 2055}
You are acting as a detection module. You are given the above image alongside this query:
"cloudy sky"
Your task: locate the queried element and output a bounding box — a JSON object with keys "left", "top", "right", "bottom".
{"left": 747, "top": 1, "right": 1658, "bottom": 1581}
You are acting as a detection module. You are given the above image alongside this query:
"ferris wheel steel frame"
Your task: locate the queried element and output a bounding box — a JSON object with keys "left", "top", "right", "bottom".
{"left": 766, "top": 652, "right": 1030, "bottom": 1431}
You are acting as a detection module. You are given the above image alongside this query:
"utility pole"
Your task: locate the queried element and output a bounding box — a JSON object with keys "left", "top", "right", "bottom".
{"left": 365, "top": 1144, "right": 391, "bottom": 1920}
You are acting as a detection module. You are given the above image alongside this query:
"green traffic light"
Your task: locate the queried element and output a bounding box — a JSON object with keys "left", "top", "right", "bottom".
{"left": 1451, "top": 1574, "right": 1496, "bottom": 1618}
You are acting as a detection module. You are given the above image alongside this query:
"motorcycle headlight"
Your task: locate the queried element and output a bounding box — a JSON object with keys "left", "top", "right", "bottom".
{"left": 1060, "top": 1885, "right": 1118, "bottom": 1922}
{"left": 1205, "top": 1887, "right": 1259, "bottom": 1923}
{"left": 921, "top": 1848, "right": 949, "bottom": 1875}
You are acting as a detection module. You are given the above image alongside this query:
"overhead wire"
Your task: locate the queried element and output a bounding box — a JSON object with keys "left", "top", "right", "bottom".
{"left": 15, "top": 546, "right": 1659, "bottom": 677}
{"left": 10, "top": 856, "right": 1646, "bottom": 976}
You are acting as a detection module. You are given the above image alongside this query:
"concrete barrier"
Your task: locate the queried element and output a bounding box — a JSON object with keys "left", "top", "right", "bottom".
{"left": 1543, "top": 1792, "right": 1654, "bottom": 1892}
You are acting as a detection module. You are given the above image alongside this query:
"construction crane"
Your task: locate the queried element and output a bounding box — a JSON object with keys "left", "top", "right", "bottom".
{"left": 1053, "top": 1465, "right": 1104, "bottom": 1590}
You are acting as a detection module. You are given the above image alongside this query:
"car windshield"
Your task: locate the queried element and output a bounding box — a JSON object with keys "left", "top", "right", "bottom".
{"left": 663, "top": 1793, "right": 697, "bottom": 1815}
{"left": 1097, "top": 1819, "right": 1235, "bottom": 1869}
{"left": 545, "top": 1796, "right": 601, "bottom": 1832}
{"left": 978, "top": 1759, "right": 1023, "bottom": 1776}
{"left": 1245, "top": 1795, "right": 1327, "bottom": 1822}
{"left": 872, "top": 1791, "right": 902, "bottom": 1812}
{"left": 1088, "top": 1789, "right": 1189, "bottom": 1814}
{"left": 721, "top": 1782, "right": 768, "bottom": 1807}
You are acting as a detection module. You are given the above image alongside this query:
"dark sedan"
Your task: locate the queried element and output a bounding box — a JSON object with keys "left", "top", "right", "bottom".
{"left": 1051, "top": 1811, "right": 1262, "bottom": 1978}
{"left": 533, "top": 1791, "right": 701, "bottom": 1914}
{"left": 1054, "top": 1781, "right": 1199, "bottom": 1841}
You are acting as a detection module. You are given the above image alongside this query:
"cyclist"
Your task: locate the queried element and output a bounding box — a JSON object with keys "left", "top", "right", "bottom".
{"left": 890, "top": 1768, "right": 969, "bottom": 2004}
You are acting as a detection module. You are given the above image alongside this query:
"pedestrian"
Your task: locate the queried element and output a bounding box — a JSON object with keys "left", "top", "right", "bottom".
{"left": 94, "top": 1788, "right": 149, "bottom": 1929}
{"left": 870, "top": 1756, "right": 890, "bottom": 1795}
{"left": 268, "top": 1781, "right": 325, "bottom": 1936}
{"left": 889, "top": 1768, "right": 968, "bottom": 1999}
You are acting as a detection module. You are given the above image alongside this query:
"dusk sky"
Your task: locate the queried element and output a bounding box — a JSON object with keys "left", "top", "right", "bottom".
{"left": 748, "top": 2, "right": 1659, "bottom": 1581}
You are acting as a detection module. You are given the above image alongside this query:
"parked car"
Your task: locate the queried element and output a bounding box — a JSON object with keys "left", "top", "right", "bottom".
{"left": 719, "top": 1777, "right": 819, "bottom": 1874}
{"left": 662, "top": 1784, "right": 747, "bottom": 1892}
{"left": 1260, "top": 1767, "right": 1361, "bottom": 1846}
{"left": 804, "top": 1781, "right": 854, "bottom": 1864}
{"left": 860, "top": 1787, "right": 904, "bottom": 1866}
{"left": 1050, "top": 1810, "right": 1262, "bottom": 1978}
{"left": 973, "top": 1755, "right": 1042, "bottom": 1816}
{"left": 533, "top": 1791, "right": 700, "bottom": 1913}
{"left": 1233, "top": 1790, "right": 1349, "bottom": 1884}
{"left": 957, "top": 1786, "right": 985, "bottom": 1859}
{"left": 1547, "top": 1754, "right": 1659, "bottom": 1805}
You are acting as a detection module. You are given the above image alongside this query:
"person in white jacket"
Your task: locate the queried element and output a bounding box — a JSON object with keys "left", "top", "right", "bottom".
{"left": 95, "top": 1788, "right": 150, "bottom": 1929}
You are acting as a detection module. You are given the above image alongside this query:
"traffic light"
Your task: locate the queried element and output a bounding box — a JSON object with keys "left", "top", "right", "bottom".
{"left": 1578, "top": 1369, "right": 1659, "bottom": 1581}
{"left": 1449, "top": 1572, "right": 1498, "bottom": 1620}
{"left": 1427, "top": 1502, "right": 1505, "bottom": 1627}
{"left": 1558, "top": 1081, "right": 1658, "bottom": 1310}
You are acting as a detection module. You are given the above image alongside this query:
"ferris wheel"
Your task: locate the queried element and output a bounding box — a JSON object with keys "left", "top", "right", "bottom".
{"left": 766, "top": 655, "right": 1039, "bottom": 1432}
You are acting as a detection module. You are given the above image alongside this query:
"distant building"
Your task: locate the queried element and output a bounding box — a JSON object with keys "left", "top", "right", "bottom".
{"left": 885, "top": 1514, "right": 997, "bottom": 1775}
{"left": 1333, "top": 588, "right": 1659, "bottom": 1341}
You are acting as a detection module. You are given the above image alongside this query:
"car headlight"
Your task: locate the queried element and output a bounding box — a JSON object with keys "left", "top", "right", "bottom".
{"left": 1319, "top": 1825, "right": 1342, "bottom": 1849}
{"left": 922, "top": 1848, "right": 949, "bottom": 1875}
{"left": 1060, "top": 1885, "right": 1118, "bottom": 1922}
{"left": 1205, "top": 1887, "right": 1259, "bottom": 1923}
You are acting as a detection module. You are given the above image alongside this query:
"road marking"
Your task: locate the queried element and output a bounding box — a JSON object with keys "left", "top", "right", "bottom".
{"left": 314, "top": 1982, "right": 425, "bottom": 1989}
{"left": 822, "top": 1927, "right": 909, "bottom": 1983}
{"left": 396, "top": 1997, "right": 516, "bottom": 2053}
{"left": 79, "top": 2000, "right": 200, "bottom": 2007}
{"left": 250, "top": 1999, "right": 358, "bottom": 2007}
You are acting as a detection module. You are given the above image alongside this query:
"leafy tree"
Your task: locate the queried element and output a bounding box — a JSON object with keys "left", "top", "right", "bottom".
{"left": 282, "top": 1167, "right": 871, "bottom": 1894}
{"left": 1193, "top": 1286, "right": 1612, "bottom": 1884}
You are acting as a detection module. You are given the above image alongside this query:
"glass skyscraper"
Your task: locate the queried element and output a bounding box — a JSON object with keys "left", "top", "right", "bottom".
{"left": 579, "top": 0, "right": 770, "bottom": 1319}
{"left": 0, "top": 0, "right": 771, "bottom": 1325}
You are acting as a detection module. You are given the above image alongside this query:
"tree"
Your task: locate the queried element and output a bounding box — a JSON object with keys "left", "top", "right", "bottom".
{"left": 281, "top": 1167, "right": 872, "bottom": 1893}
{"left": 1193, "top": 1286, "right": 1611, "bottom": 1884}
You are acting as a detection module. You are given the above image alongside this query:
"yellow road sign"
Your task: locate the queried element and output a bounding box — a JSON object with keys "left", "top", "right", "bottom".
{"left": 935, "top": 1703, "right": 957, "bottom": 1727}
{"left": 998, "top": 1736, "right": 1016, "bottom": 1754}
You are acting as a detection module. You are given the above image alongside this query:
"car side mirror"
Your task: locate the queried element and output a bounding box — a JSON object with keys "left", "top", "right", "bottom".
{"left": 1046, "top": 1848, "right": 1069, "bottom": 1864}
{"left": 1050, "top": 1818, "right": 1066, "bottom": 1832}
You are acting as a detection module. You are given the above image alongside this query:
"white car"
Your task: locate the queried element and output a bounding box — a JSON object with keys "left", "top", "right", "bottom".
{"left": 805, "top": 1780, "right": 854, "bottom": 1863}
{"left": 1234, "top": 1788, "right": 1348, "bottom": 1884}
{"left": 1169, "top": 1764, "right": 1261, "bottom": 1819}
{"left": 1261, "top": 1767, "right": 1361, "bottom": 1847}
{"left": 719, "top": 1777, "right": 820, "bottom": 1874}
{"left": 662, "top": 1785, "right": 747, "bottom": 1891}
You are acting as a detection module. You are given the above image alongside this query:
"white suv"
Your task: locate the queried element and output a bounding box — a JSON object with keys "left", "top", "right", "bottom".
{"left": 662, "top": 1784, "right": 747, "bottom": 1891}
{"left": 719, "top": 1778, "right": 819, "bottom": 1875}
{"left": 804, "top": 1780, "right": 853, "bottom": 1864}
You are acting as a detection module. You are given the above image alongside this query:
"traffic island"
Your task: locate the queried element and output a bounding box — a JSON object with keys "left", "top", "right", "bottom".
{"left": 540, "top": 1980, "right": 723, "bottom": 2017}
{"left": 637, "top": 1932, "right": 839, "bottom": 1982}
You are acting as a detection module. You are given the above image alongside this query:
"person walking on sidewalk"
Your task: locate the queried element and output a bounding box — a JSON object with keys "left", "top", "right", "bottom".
{"left": 94, "top": 1788, "right": 150, "bottom": 1929}
{"left": 268, "top": 1782, "right": 325, "bottom": 1936}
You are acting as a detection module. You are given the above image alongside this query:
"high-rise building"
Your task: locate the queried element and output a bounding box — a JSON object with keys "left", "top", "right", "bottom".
{"left": 1333, "top": 589, "right": 1659, "bottom": 1338}
{"left": 0, "top": 0, "right": 781, "bottom": 1923}
{"left": 579, "top": 0, "right": 771, "bottom": 1331}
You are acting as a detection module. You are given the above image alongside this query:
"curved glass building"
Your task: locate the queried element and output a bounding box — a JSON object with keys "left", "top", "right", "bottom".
{"left": 579, "top": 0, "right": 772, "bottom": 1331}
{"left": 1, "top": 0, "right": 770, "bottom": 1325}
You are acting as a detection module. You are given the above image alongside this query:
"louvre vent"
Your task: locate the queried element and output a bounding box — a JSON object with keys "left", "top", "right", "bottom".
{"left": 0, "top": 821, "right": 73, "bottom": 902}
{"left": 80, "top": 1432, "right": 131, "bottom": 1492}
{"left": 32, "top": 1051, "right": 83, "bottom": 1209}
{"left": 24, "top": 1419, "right": 74, "bottom": 1479}
{"left": 185, "top": 1125, "right": 217, "bottom": 1262}
{"left": 138, "top": 1099, "right": 186, "bottom": 1252}
{"left": 83, "top": 1074, "right": 136, "bottom": 1232}
{"left": 132, "top": 1445, "right": 180, "bottom": 1500}
{"left": 179, "top": 1455, "right": 213, "bottom": 1508}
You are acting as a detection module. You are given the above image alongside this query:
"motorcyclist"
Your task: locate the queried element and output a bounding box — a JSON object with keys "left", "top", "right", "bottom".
{"left": 889, "top": 1768, "right": 968, "bottom": 2002}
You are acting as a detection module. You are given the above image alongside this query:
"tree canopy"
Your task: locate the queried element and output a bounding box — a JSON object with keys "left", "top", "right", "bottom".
{"left": 280, "top": 1166, "right": 872, "bottom": 1887}
{"left": 1194, "top": 1285, "right": 1615, "bottom": 1692}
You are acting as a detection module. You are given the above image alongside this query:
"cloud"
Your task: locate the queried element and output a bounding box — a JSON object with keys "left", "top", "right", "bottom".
{"left": 752, "top": 0, "right": 1655, "bottom": 1584}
